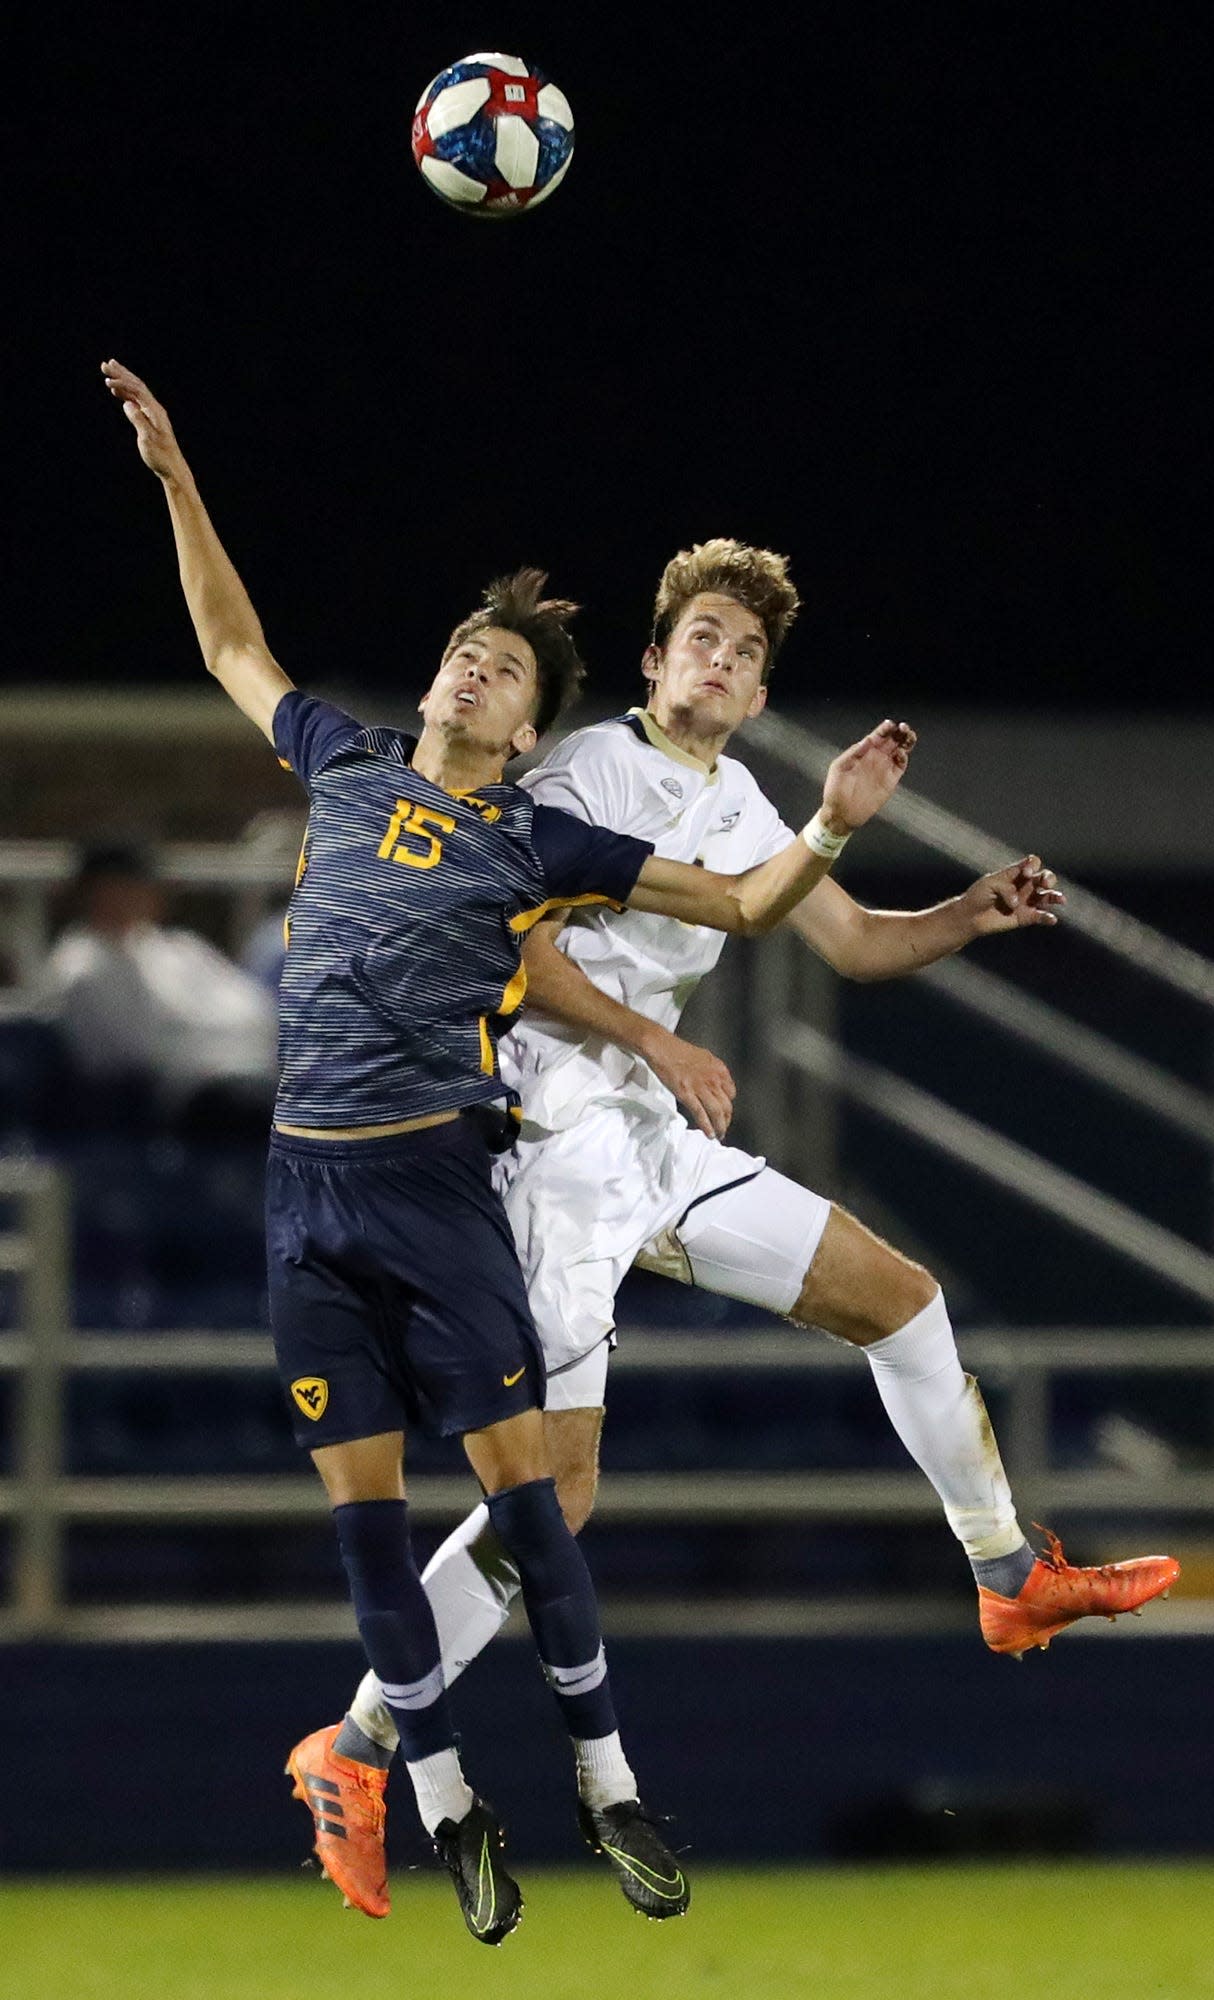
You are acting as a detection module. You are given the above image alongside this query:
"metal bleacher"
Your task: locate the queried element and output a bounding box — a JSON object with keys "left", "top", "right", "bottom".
{"left": 1, "top": 712, "right": 1211, "bottom": 1643}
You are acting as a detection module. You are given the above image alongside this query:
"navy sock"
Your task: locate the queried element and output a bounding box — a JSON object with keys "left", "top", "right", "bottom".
{"left": 333, "top": 1499, "right": 455, "bottom": 1762}
{"left": 486, "top": 1477, "right": 618, "bottom": 1740}
{"left": 972, "top": 1542, "right": 1036, "bottom": 1597}
{"left": 332, "top": 1718, "right": 394, "bottom": 1770}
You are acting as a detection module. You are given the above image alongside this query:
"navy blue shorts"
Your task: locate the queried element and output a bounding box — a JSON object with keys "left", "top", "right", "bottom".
{"left": 265, "top": 1117, "right": 545, "bottom": 1447}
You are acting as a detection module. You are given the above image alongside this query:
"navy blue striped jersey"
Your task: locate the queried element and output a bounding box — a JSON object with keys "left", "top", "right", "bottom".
{"left": 271, "top": 693, "right": 652, "bottom": 1127}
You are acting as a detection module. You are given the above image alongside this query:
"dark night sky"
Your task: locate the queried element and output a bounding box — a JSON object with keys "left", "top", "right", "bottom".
{"left": 8, "top": 6, "right": 1207, "bottom": 713}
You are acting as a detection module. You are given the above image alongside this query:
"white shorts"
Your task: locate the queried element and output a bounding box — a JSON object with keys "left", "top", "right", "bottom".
{"left": 495, "top": 1100, "right": 831, "bottom": 1407}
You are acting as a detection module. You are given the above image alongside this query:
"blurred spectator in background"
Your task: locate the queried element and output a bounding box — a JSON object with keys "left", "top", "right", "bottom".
{"left": 44, "top": 843, "right": 277, "bottom": 1137}
{"left": 238, "top": 904, "right": 289, "bottom": 996}
{"left": 233, "top": 809, "right": 304, "bottom": 996}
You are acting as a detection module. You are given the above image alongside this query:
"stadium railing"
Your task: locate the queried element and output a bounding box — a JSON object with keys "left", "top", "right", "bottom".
{"left": 1, "top": 1152, "right": 1211, "bottom": 1639}
{"left": 749, "top": 711, "right": 1214, "bottom": 1006}
{"left": 2, "top": 729, "right": 1212, "bottom": 1642}
{"left": 2, "top": 1296, "right": 1214, "bottom": 1640}
{"left": 742, "top": 710, "right": 1214, "bottom": 1313}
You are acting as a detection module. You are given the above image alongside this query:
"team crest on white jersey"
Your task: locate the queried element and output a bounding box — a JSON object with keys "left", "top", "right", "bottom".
{"left": 660, "top": 776, "right": 684, "bottom": 798}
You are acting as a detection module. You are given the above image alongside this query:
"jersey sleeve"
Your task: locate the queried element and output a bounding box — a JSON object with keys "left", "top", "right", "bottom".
{"left": 273, "top": 691, "right": 363, "bottom": 787}
{"left": 519, "top": 727, "right": 635, "bottom": 831}
{"left": 746, "top": 788, "right": 799, "bottom": 866}
{"left": 529, "top": 803, "right": 653, "bottom": 910}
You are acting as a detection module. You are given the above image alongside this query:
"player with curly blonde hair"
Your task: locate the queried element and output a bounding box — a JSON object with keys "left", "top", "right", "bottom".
{"left": 651, "top": 536, "right": 801, "bottom": 672}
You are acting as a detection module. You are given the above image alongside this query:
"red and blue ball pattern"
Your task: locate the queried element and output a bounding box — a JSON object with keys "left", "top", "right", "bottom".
{"left": 411, "top": 53, "right": 574, "bottom": 216}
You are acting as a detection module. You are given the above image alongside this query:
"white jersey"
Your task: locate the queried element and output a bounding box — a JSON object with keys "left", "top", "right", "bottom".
{"left": 501, "top": 707, "right": 794, "bottom": 1132}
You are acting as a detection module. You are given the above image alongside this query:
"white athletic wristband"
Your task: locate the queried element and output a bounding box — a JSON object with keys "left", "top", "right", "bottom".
{"left": 802, "top": 810, "right": 851, "bottom": 860}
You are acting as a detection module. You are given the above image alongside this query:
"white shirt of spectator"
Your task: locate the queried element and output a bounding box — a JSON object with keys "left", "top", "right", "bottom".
{"left": 46, "top": 922, "right": 277, "bottom": 1111}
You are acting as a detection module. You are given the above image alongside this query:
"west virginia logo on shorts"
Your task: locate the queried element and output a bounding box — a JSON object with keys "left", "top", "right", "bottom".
{"left": 291, "top": 1377, "right": 329, "bottom": 1421}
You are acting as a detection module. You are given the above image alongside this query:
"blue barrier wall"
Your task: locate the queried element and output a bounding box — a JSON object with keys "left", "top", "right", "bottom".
{"left": 5, "top": 1632, "right": 1211, "bottom": 1872}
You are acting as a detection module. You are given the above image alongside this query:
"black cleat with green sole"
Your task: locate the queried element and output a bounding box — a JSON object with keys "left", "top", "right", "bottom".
{"left": 577, "top": 1798, "right": 691, "bottom": 1919}
{"left": 432, "top": 1797, "right": 523, "bottom": 1946}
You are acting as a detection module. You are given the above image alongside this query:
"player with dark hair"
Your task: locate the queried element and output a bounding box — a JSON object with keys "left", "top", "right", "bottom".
{"left": 103, "top": 365, "right": 915, "bottom": 1942}
{"left": 443, "top": 569, "right": 586, "bottom": 736}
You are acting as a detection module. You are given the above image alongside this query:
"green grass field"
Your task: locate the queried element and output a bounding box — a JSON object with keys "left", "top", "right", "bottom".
{"left": 2, "top": 1865, "right": 1211, "bottom": 2000}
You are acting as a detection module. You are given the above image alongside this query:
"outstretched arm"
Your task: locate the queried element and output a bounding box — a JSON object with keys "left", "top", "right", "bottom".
{"left": 626, "top": 719, "right": 916, "bottom": 935}
{"left": 101, "top": 359, "right": 293, "bottom": 743}
{"left": 517, "top": 854, "right": 1061, "bottom": 1130}
{"left": 520, "top": 917, "right": 736, "bottom": 1137}
{"left": 786, "top": 858, "right": 1064, "bottom": 978}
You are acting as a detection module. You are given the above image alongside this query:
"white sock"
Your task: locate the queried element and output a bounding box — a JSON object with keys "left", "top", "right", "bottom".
{"left": 864, "top": 1288, "right": 1025, "bottom": 1561}
{"left": 575, "top": 1730, "right": 637, "bottom": 1810}
{"left": 347, "top": 1503, "right": 522, "bottom": 1753}
{"left": 421, "top": 1503, "right": 522, "bottom": 1672}
{"left": 345, "top": 1676, "right": 399, "bottom": 1753}
{"left": 406, "top": 1747, "right": 475, "bottom": 1836}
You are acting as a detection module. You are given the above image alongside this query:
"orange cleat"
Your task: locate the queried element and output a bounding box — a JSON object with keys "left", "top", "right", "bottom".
{"left": 286, "top": 1723, "right": 390, "bottom": 1918}
{"left": 979, "top": 1528, "right": 1181, "bottom": 1659}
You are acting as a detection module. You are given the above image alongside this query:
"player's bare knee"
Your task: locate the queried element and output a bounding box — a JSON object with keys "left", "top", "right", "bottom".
{"left": 791, "top": 1205, "right": 939, "bottom": 1344}
{"left": 897, "top": 1257, "right": 939, "bottom": 1321}
{"left": 543, "top": 1406, "right": 602, "bottom": 1534}
{"left": 555, "top": 1465, "right": 599, "bottom": 1535}
{"left": 311, "top": 1431, "right": 406, "bottom": 1506}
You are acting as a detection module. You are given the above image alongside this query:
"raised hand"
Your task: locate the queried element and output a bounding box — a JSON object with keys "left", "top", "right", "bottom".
{"left": 642, "top": 1025, "right": 736, "bottom": 1139}
{"left": 821, "top": 719, "right": 916, "bottom": 832}
{"left": 101, "top": 359, "right": 187, "bottom": 482}
{"left": 98, "top": 356, "right": 291, "bottom": 743}
{"left": 962, "top": 856, "right": 1065, "bottom": 936}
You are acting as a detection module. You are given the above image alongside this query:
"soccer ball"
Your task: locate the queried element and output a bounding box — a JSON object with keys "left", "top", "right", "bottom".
{"left": 411, "top": 53, "right": 574, "bottom": 217}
